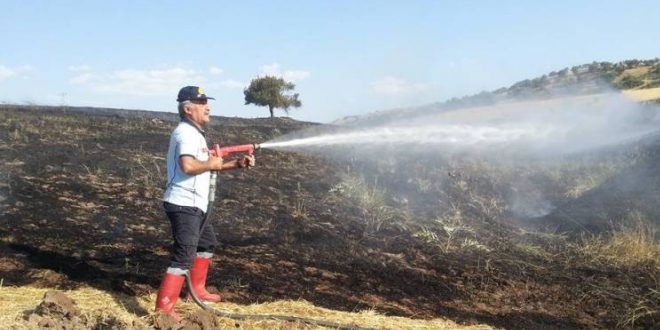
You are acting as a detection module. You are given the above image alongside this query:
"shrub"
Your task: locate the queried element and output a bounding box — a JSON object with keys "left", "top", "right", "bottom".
{"left": 616, "top": 75, "right": 645, "bottom": 89}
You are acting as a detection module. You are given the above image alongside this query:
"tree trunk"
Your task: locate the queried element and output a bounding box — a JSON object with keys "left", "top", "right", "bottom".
{"left": 269, "top": 106, "right": 274, "bottom": 118}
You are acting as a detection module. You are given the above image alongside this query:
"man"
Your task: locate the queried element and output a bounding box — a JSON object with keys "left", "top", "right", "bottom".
{"left": 155, "top": 86, "right": 255, "bottom": 320}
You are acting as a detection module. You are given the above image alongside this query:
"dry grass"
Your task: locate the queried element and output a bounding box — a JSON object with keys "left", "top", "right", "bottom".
{"left": 0, "top": 285, "right": 498, "bottom": 330}
{"left": 0, "top": 285, "right": 152, "bottom": 329}
{"left": 578, "top": 218, "right": 660, "bottom": 269}
{"left": 330, "top": 175, "right": 396, "bottom": 233}
{"left": 620, "top": 66, "right": 651, "bottom": 78}
{"left": 623, "top": 86, "right": 660, "bottom": 101}
{"left": 575, "top": 217, "right": 660, "bottom": 327}
{"left": 290, "top": 199, "right": 308, "bottom": 219}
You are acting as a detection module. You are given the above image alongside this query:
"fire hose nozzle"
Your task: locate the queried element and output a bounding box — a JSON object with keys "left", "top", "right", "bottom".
{"left": 210, "top": 143, "right": 261, "bottom": 158}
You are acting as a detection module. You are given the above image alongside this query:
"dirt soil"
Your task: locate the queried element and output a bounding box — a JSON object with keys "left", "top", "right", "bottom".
{"left": 1, "top": 106, "right": 659, "bottom": 329}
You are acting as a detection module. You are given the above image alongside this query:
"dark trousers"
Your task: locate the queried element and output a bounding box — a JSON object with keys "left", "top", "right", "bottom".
{"left": 163, "top": 202, "right": 218, "bottom": 270}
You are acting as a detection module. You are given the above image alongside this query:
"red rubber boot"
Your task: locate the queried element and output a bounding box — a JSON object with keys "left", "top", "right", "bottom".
{"left": 155, "top": 272, "right": 185, "bottom": 321}
{"left": 188, "top": 256, "right": 222, "bottom": 302}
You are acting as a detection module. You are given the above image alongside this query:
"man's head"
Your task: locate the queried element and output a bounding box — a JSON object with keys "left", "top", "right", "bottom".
{"left": 177, "top": 86, "right": 215, "bottom": 127}
{"left": 177, "top": 86, "right": 215, "bottom": 103}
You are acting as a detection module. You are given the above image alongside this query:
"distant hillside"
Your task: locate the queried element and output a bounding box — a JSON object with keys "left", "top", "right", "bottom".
{"left": 443, "top": 58, "right": 660, "bottom": 108}
{"left": 337, "top": 58, "right": 660, "bottom": 125}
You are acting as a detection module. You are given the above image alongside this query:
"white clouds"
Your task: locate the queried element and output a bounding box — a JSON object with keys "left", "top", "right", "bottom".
{"left": 69, "top": 72, "right": 96, "bottom": 85}
{"left": 259, "top": 63, "right": 310, "bottom": 82}
{"left": 100, "top": 68, "right": 206, "bottom": 96}
{"left": 68, "top": 65, "right": 95, "bottom": 85}
{"left": 62, "top": 63, "right": 307, "bottom": 104}
{"left": 370, "top": 76, "right": 431, "bottom": 96}
{"left": 209, "top": 66, "right": 224, "bottom": 75}
{"left": 69, "top": 67, "right": 206, "bottom": 96}
{"left": 220, "top": 79, "right": 245, "bottom": 89}
{"left": 66, "top": 64, "right": 251, "bottom": 98}
{"left": 283, "top": 70, "right": 311, "bottom": 83}
{"left": 68, "top": 65, "right": 91, "bottom": 72}
{"left": 259, "top": 63, "right": 281, "bottom": 76}
{"left": 0, "top": 66, "right": 13, "bottom": 80}
{"left": 0, "top": 65, "right": 33, "bottom": 81}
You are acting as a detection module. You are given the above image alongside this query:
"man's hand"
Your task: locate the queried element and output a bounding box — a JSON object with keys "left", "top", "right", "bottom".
{"left": 239, "top": 155, "right": 256, "bottom": 168}
{"left": 207, "top": 154, "right": 224, "bottom": 171}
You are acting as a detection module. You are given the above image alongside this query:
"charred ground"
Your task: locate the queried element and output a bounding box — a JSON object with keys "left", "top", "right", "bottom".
{"left": 1, "top": 105, "right": 659, "bottom": 329}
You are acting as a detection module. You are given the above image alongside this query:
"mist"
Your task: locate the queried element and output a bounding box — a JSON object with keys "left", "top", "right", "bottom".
{"left": 262, "top": 92, "right": 660, "bottom": 158}
{"left": 259, "top": 92, "right": 660, "bottom": 228}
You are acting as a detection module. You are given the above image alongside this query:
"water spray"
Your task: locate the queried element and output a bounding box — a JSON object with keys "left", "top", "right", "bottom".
{"left": 260, "top": 93, "right": 660, "bottom": 154}
{"left": 260, "top": 124, "right": 552, "bottom": 149}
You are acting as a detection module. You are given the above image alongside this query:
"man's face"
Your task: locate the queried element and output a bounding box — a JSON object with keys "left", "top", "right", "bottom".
{"left": 186, "top": 99, "right": 211, "bottom": 127}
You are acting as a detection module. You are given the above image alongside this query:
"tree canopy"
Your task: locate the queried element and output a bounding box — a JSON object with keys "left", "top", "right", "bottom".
{"left": 244, "top": 76, "right": 302, "bottom": 117}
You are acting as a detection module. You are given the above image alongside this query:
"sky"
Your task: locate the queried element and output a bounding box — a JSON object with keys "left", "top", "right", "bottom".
{"left": 1, "top": 1, "right": 660, "bottom": 123}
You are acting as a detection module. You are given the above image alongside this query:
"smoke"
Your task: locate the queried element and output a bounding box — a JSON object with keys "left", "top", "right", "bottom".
{"left": 509, "top": 177, "right": 556, "bottom": 219}
{"left": 261, "top": 92, "right": 660, "bottom": 227}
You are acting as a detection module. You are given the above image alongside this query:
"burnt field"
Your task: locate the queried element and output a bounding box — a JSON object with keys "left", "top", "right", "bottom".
{"left": 1, "top": 105, "right": 660, "bottom": 330}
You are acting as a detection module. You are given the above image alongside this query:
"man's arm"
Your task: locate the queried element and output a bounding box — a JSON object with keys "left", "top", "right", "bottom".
{"left": 219, "top": 155, "right": 255, "bottom": 171}
{"left": 179, "top": 153, "right": 255, "bottom": 175}
{"left": 179, "top": 155, "right": 223, "bottom": 175}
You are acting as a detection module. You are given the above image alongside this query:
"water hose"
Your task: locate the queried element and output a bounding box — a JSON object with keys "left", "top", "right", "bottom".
{"left": 190, "top": 171, "right": 380, "bottom": 330}
{"left": 184, "top": 271, "right": 380, "bottom": 330}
